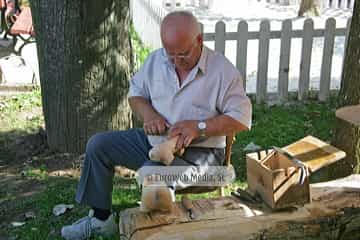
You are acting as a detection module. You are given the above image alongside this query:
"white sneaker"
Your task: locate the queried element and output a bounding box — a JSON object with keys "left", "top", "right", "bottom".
{"left": 61, "top": 210, "right": 117, "bottom": 240}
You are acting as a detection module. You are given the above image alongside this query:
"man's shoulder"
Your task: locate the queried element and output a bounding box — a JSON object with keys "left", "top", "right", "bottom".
{"left": 136, "top": 48, "right": 167, "bottom": 75}
{"left": 145, "top": 48, "right": 166, "bottom": 63}
{"left": 206, "top": 47, "right": 240, "bottom": 77}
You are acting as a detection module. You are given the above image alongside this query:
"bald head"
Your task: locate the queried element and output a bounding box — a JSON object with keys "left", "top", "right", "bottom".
{"left": 160, "top": 11, "right": 203, "bottom": 71}
{"left": 160, "top": 11, "right": 201, "bottom": 48}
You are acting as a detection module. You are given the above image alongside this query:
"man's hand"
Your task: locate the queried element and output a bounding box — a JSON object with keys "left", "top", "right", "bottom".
{"left": 128, "top": 96, "right": 170, "bottom": 136}
{"left": 143, "top": 112, "right": 170, "bottom": 136}
{"left": 168, "top": 120, "right": 199, "bottom": 150}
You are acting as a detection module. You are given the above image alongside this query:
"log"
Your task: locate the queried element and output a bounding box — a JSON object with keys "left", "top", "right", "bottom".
{"left": 119, "top": 175, "right": 360, "bottom": 240}
{"left": 336, "top": 105, "right": 360, "bottom": 127}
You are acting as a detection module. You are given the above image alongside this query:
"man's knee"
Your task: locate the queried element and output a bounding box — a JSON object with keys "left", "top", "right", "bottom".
{"left": 86, "top": 132, "right": 110, "bottom": 156}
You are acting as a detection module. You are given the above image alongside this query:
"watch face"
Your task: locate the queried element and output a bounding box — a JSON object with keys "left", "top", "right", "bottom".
{"left": 198, "top": 121, "right": 206, "bottom": 130}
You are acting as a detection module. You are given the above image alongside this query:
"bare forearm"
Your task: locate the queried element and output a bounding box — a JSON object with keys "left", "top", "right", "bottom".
{"left": 128, "top": 96, "right": 169, "bottom": 135}
{"left": 204, "top": 115, "right": 249, "bottom": 136}
{"left": 128, "top": 96, "right": 158, "bottom": 122}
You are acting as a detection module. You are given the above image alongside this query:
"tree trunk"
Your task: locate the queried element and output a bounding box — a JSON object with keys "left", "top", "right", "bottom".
{"left": 298, "top": 0, "right": 321, "bottom": 17}
{"left": 119, "top": 175, "right": 360, "bottom": 240}
{"left": 330, "top": 1, "right": 360, "bottom": 178}
{"left": 29, "top": 0, "right": 133, "bottom": 153}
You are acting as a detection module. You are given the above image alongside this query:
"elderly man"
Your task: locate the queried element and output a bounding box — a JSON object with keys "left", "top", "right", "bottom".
{"left": 61, "top": 11, "right": 252, "bottom": 240}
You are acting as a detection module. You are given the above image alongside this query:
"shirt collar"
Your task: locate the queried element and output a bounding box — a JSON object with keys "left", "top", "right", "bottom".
{"left": 197, "top": 45, "right": 208, "bottom": 74}
{"left": 161, "top": 45, "right": 208, "bottom": 74}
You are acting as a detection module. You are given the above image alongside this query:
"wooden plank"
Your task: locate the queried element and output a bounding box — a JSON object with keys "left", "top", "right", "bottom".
{"left": 278, "top": 20, "right": 292, "bottom": 102}
{"left": 335, "top": 105, "right": 360, "bottom": 126}
{"left": 257, "top": 20, "right": 270, "bottom": 103}
{"left": 215, "top": 21, "right": 226, "bottom": 55}
{"left": 319, "top": 18, "right": 336, "bottom": 101}
{"left": 298, "top": 19, "right": 314, "bottom": 100}
{"left": 236, "top": 21, "right": 248, "bottom": 91}
{"left": 119, "top": 175, "right": 360, "bottom": 240}
{"left": 273, "top": 177, "right": 310, "bottom": 209}
{"left": 273, "top": 171, "right": 305, "bottom": 203}
{"left": 246, "top": 153, "right": 274, "bottom": 207}
{"left": 283, "top": 135, "right": 346, "bottom": 172}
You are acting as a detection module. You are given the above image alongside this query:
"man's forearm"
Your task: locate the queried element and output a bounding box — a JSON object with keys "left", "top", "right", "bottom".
{"left": 204, "top": 115, "right": 249, "bottom": 137}
{"left": 128, "top": 96, "right": 157, "bottom": 122}
{"left": 129, "top": 96, "right": 170, "bottom": 135}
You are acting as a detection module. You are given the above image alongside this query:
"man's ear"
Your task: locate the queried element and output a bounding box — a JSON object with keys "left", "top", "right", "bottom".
{"left": 196, "top": 34, "right": 203, "bottom": 45}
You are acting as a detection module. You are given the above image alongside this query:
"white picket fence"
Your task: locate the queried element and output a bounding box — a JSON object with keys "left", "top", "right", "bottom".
{"left": 326, "top": 0, "right": 355, "bottom": 8}
{"left": 131, "top": 0, "right": 352, "bottom": 103}
{"left": 246, "top": 0, "right": 354, "bottom": 9}
{"left": 205, "top": 18, "right": 351, "bottom": 103}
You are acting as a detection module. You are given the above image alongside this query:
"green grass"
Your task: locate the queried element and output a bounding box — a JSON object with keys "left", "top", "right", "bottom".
{"left": 0, "top": 31, "right": 338, "bottom": 239}
{"left": 6, "top": 177, "right": 140, "bottom": 240}
{"left": 0, "top": 88, "right": 42, "bottom": 131}
{"left": 0, "top": 88, "right": 44, "bottom": 166}
{"left": 231, "top": 101, "right": 336, "bottom": 183}
{"left": 0, "top": 88, "right": 337, "bottom": 239}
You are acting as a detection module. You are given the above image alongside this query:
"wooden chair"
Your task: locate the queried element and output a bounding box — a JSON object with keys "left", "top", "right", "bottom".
{"left": 0, "top": 2, "right": 35, "bottom": 53}
{"left": 1, "top": 0, "right": 21, "bottom": 39}
{"left": 175, "top": 133, "right": 235, "bottom": 197}
{"left": 8, "top": 6, "right": 35, "bottom": 52}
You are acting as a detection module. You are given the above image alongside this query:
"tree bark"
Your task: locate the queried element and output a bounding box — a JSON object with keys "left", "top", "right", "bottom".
{"left": 298, "top": 0, "right": 322, "bottom": 17}
{"left": 119, "top": 175, "right": 360, "bottom": 240}
{"left": 330, "top": 1, "right": 360, "bottom": 178}
{"left": 29, "top": 0, "right": 132, "bottom": 153}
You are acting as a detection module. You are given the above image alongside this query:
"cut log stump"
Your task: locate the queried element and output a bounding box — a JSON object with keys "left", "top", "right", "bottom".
{"left": 119, "top": 175, "right": 360, "bottom": 240}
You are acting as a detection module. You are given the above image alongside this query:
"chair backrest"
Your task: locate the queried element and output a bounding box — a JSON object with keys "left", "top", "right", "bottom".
{"left": 224, "top": 133, "right": 235, "bottom": 167}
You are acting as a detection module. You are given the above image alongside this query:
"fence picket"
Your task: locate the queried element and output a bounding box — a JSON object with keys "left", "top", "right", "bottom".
{"left": 349, "top": 0, "right": 354, "bottom": 9}
{"left": 278, "top": 20, "right": 292, "bottom": 102}
{"left": 319, "top": 18, "right": 336, "bottom": 101}
{"left": 340, "top": 18, "right": 352, "bottom": 81}
{"left": 237, "top": 21, "right": 248, "bottom": 91}
{"left": 257, "top": 21, "right": 270, "bottom": 103}
{"left": 342, "top": 0, "right": 347, "bottom": 8}
{"left": 215, "top": 21, "right": 226, "bottom": 55}
{"left": 329, "top": 0, "right": 335, "bottom": 8}
{"left": 298, "top": 19, "right": 314, "bottom": 100}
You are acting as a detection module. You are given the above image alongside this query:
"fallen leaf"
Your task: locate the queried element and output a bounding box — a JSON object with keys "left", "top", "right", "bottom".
{"left": 53, "top": 204, "right": 74, "bottom": 216}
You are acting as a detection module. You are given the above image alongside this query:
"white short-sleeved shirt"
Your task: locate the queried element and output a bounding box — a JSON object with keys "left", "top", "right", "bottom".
{"left": 128, "top": 46, "right": 252, "bottom": 148}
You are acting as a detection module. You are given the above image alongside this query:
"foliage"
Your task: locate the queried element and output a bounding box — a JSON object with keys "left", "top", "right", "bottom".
{"left": 129, "top": 24, "right": 152, "bottom": 71}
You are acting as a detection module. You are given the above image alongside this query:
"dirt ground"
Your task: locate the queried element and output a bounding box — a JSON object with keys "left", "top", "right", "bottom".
{"left": 0, "top": 127, "right": 81, "bottom": 231}
{"left": 0, "top": 94, "right": 136, "bottom": 239}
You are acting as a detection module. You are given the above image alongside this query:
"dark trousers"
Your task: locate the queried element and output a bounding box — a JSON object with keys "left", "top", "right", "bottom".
{"left": 75, "top": 128, "right": 224, "bottom": 210}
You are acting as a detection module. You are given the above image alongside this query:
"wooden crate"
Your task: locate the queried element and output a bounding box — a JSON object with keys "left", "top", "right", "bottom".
{"left": 246, "top": 135, "right": 346, "bottom": 209}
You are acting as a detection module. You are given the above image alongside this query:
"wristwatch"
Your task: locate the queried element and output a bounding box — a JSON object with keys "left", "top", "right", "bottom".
{"left": 197, "top": 121, "right": 207, "bottom": 137}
